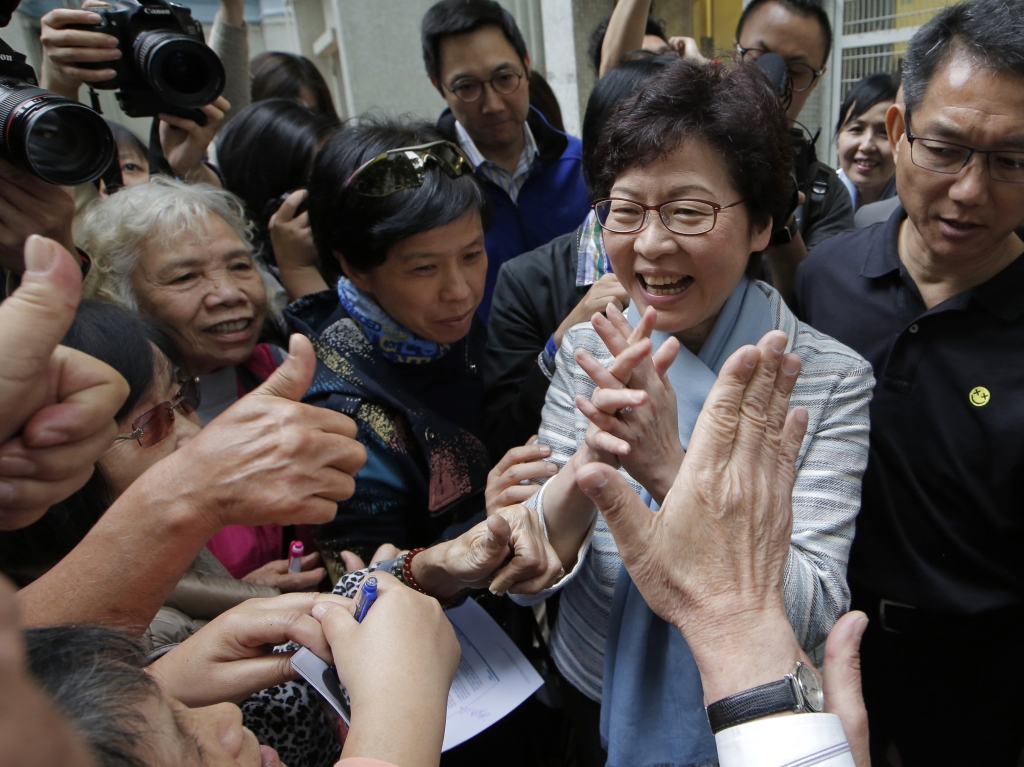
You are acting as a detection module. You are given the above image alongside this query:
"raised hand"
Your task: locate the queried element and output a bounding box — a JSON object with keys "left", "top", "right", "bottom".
{"left": 39, "top": 3, "right": 119, "bottom": 100}
{"left": 575, "top": 304, "right": 683, "bottom": 503}
{"left": 242, "top": 552, "right": 327, "bottom": 592}
{"left": 575, "top": 330, "right": 809, "bottom": 703}
{"left": 269, "top": 189, "right": 328, "bottom": 301}
{"left": 151, "top": 333, "right": 367, "bottom": 533}
{"left": 554, "top": 273, "right": 631, "bottom": 347}
{"left": 485, "top": 435, "right": 556, "bottom": 513}
{"left": 0, "top": 159, "right": 77, "bottom": 273}
{"left": 411, "top": 505, "right": 563, "bottom": 597}
{"left": 0, "top": 236, "right": 127, "bottom": 528}
{"left": 158, "top": 97, "right": 230, "bottom": 185}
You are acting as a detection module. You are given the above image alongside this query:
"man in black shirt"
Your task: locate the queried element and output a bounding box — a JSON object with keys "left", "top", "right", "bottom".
{"left": 794, "top": 1, "right": 1024, "bottom": 764}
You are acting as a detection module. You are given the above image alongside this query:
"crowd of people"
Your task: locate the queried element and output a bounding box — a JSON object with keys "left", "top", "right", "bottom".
{"left": 0, "top": 0, "right": 1022, "bottom": 765}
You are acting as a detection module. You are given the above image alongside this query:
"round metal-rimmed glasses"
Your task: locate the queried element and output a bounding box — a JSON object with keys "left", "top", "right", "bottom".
{"left": 905, "top": 121, "right": 1024, "bottom": 184}
{"left": 444, "top": 68, "right": 524, "bottom": 103}
{"left": 593, "top": 198, "right": 746, "bottom": 236}
{"left": 735, "top": 45, "right": 824, "bottom": 92}
{"left": 115, "top": 377, "right": 201, "bottom": 448}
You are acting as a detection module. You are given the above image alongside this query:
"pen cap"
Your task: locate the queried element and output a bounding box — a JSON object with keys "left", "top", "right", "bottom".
{"left": 290, "top": 541, "right": 304, "bottom": 558}
{"left": 362, "top": 576, "right": 378, "bottom": 594}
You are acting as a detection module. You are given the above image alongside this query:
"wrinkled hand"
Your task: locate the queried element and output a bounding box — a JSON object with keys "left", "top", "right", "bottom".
{"left": 0, "top": 237, "right": 127, "bottom": 529}
{"left": 39, "top": 3, "right": 119, "bottom": 100}
{"left": 148, "top": 592, "right": 350, "bottom": 707}
{"left": 485, "top": 435, "right": 556, "bottom": 513}
{"left": 159, "top": 97, "right": 229, "bottom": 184}
{"left": 554, "top": 273, "right": 629, "bottom": 347}
{"left": 575, "top": 304, "right": 683, "bottom": 504}
{"left": 314, "top": 574, "right": 459, "bottom": 767}
{"left": 824, "top": 611, "right": 871, "bottom": 767}
{"left": 413, "top": 505, "right": 563, "bottom": 597}
{"left": 667, "top": 36, "right": 707, "bottom": 63}
{"left": 340, "top": 543, "right": 403, "bottom": 573}
{"left": 242, "top": 552, "right": 327, "bottom": 592}
{"left": 0, "top": 159, "right": 77, "bottom": 273}
{"left": 575, "top": 330, "right": 808, "bottom": 702}
{"left": 269, "top": 189, "right": 327, "bottom": 300}
{"left": 151, "top": 333, "right": 367, "bottom": 534}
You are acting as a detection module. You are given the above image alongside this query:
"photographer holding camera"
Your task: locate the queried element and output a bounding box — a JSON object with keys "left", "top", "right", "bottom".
{"left": 732, "top": 0, "right": 854, "bottom": 303}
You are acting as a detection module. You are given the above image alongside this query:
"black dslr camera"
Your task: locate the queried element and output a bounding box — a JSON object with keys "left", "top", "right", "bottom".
{"left": 0, "top": 38, "right": 115, "bottom": 184}
{"left": 72, "top": 0, "right": 225, "bottom": 124}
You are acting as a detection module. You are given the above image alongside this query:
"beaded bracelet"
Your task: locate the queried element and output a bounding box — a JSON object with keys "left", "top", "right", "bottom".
{"left": 400, "top": 547, "right": 460, "bottom": 607}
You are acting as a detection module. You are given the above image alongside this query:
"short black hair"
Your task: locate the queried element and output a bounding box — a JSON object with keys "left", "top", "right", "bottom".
{"left": 250, "top": 52, "right": 340, "bottom": 123}
{"left": 106, "top": 120, "right": 147, "bottom": 161}
{"left": 24, "top": 626, "right": 159, "bottom": 767}
{"left": 216, "top": 98, "right": 339, "bottom": 255}
{"left": 307, "top": 117, "right": 491, "bottom": 274}
{"left": 589, "top": 59, "right": 793, "bottom": 235}
{"left": 736, "top": 0, "right": 832, "bottom": 65}
{"left": 587, "top": 13, "right": 668, "bottom": 75}
{"left": 835, "top": 72, "right": 899, "bottom": 137}
{"left": 421, "top": 0, "right": 528, "bottom": 86}
{"left": 581, "top": 55, "right": 674, "bottom": 192}
{"left": 902, "top": 0, "right": 1024, "bottom": 115}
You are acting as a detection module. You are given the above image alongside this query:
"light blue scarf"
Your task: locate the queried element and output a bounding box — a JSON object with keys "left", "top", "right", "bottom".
{"left": 337, "top": 277, "right": 451, "bottom": 364}
{"left": 599, "top": 277, "right": 775, "bottom": 767}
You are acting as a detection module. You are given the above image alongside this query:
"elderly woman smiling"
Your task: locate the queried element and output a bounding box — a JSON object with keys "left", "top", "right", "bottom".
{"left": 511, "top": 59, "right": 876, "bottom": 767}
{"left": 78, "top": 179, "right": 290, "bottom": 580}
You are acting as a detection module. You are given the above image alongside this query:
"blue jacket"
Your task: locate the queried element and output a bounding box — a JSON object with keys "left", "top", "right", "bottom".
{"left": 438, "top": 106, "right": 591, "bottom": 320}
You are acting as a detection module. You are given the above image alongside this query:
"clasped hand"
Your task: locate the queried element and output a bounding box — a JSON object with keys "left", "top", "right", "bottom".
{"left": 574, "top": 303, "right": 684, "bottom": 504}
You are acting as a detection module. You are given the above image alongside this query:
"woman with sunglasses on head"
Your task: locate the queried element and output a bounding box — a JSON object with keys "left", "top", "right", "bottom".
{"left": 288, "top": 118, "right": 557, "bottom": 583}
{"left": 78, "top": 178, "right": 303, "bottom": 579}
{"left": 0, "top": 300, "right": 326, "bottom": 653}
{"left": 504, "top": 59, "right": 874, "bottom": 767}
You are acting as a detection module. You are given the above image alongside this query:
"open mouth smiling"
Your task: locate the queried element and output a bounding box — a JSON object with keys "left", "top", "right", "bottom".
{"left": 638, "top": 273, "right": 694, "bottom": 296}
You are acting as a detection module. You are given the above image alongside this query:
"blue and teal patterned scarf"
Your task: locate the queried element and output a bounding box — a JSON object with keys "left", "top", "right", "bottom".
{"left": 337, "top": 277, "right": 451, "bottom": 364}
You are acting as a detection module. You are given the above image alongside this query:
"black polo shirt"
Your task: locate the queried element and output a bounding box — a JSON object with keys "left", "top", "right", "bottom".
{"left": 795, "top": 206, "right": 1024, "bottom": 615}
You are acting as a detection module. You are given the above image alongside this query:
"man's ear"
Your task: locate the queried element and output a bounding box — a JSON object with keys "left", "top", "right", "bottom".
{"left": 887, "top": 102, "right": 906, "bottom": 161}
{"left": 334, "top": 251, "right": 374, "bottom": 293}
{"left": 523, "top": 53, "right": 531, "bottom": 78}
{"left": 429, "top": 75, "right": 444, "bottom": 97}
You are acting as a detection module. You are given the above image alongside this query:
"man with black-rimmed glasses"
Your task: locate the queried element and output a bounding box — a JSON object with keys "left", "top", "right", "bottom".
{"left": 795, "top": 1, "right": 1024, "bottom": 763}
{"left": 421, "top": 0, "right": 590, "bottom": 321}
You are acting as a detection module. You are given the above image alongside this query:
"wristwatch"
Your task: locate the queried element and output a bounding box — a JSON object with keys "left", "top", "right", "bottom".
{"left": 705, "top": 662, "right": 824, "bottom": 735}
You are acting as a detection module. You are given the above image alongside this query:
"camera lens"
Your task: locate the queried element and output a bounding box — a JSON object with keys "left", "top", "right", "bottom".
{"left": 135, "top": 31, "right": 225, "bottom": 108}
{"left": 0, "top": 82, "right": 115, "bottom": 185}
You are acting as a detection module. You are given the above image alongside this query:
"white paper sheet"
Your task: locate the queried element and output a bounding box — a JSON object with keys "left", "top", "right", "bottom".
{"left": 290, "top": 598, "right": 543, "bottom": 752}
{"left": 441, "top": 598, "right": 544, "bottom": 751}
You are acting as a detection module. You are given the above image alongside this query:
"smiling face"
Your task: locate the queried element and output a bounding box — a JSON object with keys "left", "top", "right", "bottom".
{"left": 340, "top": 209, "right": 487, "bottom": 345}
{"left": 838, "top": 99, "right": 895, "bottom": 204}
{"left": 99, "top": 348, "right": 201, "bottom": 498}
{"left": 891, "top": 53, "right": 1024, "bottom": 264}
{"left": 131, "top": 213, "right": 268, "bottom": 375}
{"left": 736, "top": 0, "right": 827, "bottom": 120}
{"left": 603, "top": 139, "right": 771, "bottom": 351}
{"left": 435, "top": 24, "right": 531, "bottom": 154}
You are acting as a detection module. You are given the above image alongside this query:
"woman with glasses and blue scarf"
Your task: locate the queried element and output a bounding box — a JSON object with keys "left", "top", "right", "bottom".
{"left": 509, "top": 59, "right": 875, "bottom": 767}
{"left": 286, "top": 118, "right": 505, "bottom": 582}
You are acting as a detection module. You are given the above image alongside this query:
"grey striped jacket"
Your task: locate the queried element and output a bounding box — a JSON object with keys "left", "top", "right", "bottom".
{"left": 511, "top": 281, "right": 875, "bottom": 702}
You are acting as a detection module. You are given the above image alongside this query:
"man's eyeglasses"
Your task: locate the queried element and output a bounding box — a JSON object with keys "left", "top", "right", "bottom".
{"left": 116, "top": 378, "right": 201, "bottom": 448}
{"left": 443, "top": 69, "right": 524, "bottom": 103}
{"left": 905, "top": 121, "right": 1024, "bottom": 184}
{"left": 593, "top": 198, "right": 746, "bottom": 236}
{"left": 735, "top": 45, "right": 824, "bottom": 92}
{"left": 344, "top": 141, "right": 473, "bottom": 197}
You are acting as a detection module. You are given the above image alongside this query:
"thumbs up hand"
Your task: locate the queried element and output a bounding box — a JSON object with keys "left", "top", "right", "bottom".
{"left": 151, "top": 333, "right": 367, "bottom": 534}
{"left": 0, "top": 236, "right": 128, "bottom": 529}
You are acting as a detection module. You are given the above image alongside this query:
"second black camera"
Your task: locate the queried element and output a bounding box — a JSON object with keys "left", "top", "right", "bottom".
{"left": 73, "top": 0, "right": 225, "bottom": 123}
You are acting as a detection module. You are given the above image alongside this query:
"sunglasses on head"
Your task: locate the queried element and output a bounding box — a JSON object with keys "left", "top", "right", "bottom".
{"left": 116, "top": 377, "right": 201, "bottom": 448}
{"left": 344, "top": 140, "right": 472, "bottom": 197}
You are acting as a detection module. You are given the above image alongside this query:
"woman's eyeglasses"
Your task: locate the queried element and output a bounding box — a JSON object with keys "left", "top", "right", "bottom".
{"left": 344, "top": 141, "right": 473, "bottom": 197}
{"left": 593, "top": 198, "right": 745, "bottom": 236}
{"left": 116, "top": 378, "right": 201, "bottom": 448}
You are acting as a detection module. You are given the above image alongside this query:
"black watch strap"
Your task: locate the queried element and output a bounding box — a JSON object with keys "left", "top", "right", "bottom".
{"left": 705, "top": 677, "right": 797, "bottom": 735}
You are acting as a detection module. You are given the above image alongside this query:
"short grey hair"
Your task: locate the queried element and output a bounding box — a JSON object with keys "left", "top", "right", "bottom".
{"left": 77, "top": 177, "right": 261, "bottom": 309}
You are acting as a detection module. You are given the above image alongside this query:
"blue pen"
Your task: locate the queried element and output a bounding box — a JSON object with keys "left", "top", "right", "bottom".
{"left": 353, "top": 576, "right": 378, "bottom": 623}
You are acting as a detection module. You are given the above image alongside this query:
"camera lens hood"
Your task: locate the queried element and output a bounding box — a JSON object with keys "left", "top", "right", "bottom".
{"left": 0, "top": 83, "right": 115, "bottom": 185}
{"left": 135, "top": 30, "right": 225, "bottom": 109}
